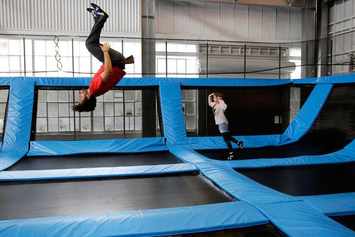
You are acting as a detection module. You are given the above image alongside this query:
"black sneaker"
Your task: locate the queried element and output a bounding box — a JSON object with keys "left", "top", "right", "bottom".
{"left": 90, "top": 3, "right": 109, "bottom": 18}
{"left": 86, "top": 6, "right": 101, "bottom": 18}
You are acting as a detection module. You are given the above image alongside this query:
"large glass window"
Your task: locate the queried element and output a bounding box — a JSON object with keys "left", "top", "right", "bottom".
{"left": 0, "top": 39, "right": 24, "bottom": 76}
{"left": 0, "top": 37, "right": 142, "bottom": 78}
{"left": 34, "top": 88, "right": 159, "bottom": 140}
{"left": 156, "top": 42, "right": 199, "bottom": 78}
{"left": 156, "top": 42, "right": 199, "bottom": 132}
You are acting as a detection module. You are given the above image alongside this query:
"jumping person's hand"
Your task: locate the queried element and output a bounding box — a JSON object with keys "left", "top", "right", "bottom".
{"left": 100, "top": 42, "right": 110, "bottom": 52}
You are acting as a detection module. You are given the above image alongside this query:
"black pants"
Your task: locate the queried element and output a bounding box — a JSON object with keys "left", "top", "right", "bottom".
{"left": 222, "top": 132, "right": 240, "bottom": 153}
{"left": 86, "top": 16, "right": 125, "bottom": 68}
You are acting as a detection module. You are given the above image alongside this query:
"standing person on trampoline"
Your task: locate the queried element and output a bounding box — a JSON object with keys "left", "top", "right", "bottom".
{"left": 73, "top": 3, "right": 134, "bottom": 112}
{"left": 208, "top": 92, "right": 244, "bottom": 160}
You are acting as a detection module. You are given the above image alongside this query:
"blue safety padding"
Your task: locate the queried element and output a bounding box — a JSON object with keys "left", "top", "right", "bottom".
{"left": 169, "top": 145, "right": 294, "bottom": 203}
{"left": 169, "top": 145, "right": 211, "bottom": 163}
{"left": 294, "top": 73, "right": 355, "bottom": 85}
{"left": 0, "top": 78, "right": 11, "bottom": 85}
{"left": 185, "top": 84, "right": 332, "bottom": 150}
{"left": 0, "top": 79, "right": 35, "bottom": 170}
{"left": 302, "top": 193, "right": 355, "bottom": 216}
{"left": 1, "top": 75, "right": 355, "bottom": 237}
{"left": 34, "top": 77, "right": 161, "bottom": 87}
{"left": 187, "top": 135, "right": 281, "bottom": 149}
{"left": 0, "top": 74, "right": 354, "bottom": 87}
{"left": 180, "top": 78, "right": 292, "bottom": 87}
{"left": 0, "top": 163, "right": 197, "bottom": 181}
{"left": 27, "top": 137, "right": 168, "bottom": 156}
{"left": 159, "top": 81, "right": 187, "bottom": 144}
{"left": 170, "top": 146, "right": 355, "bottom": 237}
{"left": 0, "top": 77, "right": 291, "bottom": 88}
{"left": 257, "top": 201, "right": 355, "bottom": 237}
{"left": 343, "top": 139, "right": 355, "bottom": 153}
{"left": 225, "top": 139, "right": 355, "bottom": 169}
{"left": 0, "top": 202, "right": 269, "bottom": 237}
{"left": 281, "top": 84, "right": 333, "bottom": 143}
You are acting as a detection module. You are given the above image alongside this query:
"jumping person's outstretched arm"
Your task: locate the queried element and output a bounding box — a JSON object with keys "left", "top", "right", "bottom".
{"left": 100, "top": 42, "right": 113, "bottom": 83}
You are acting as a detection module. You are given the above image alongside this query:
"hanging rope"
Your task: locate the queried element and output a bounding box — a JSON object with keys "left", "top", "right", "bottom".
{"left": 53, "top": 36, "right": 63, "bottom": 71}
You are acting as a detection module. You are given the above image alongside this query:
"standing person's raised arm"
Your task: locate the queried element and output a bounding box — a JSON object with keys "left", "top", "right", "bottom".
{"left": 208, "top": 93, "right": 215, "bottom": 107}
{"left": 100, "top": 42, "right": 113, "bottom": 83}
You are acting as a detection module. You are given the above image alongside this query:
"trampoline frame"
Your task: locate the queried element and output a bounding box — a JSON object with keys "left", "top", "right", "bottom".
{"left": 0, "top": 75, "right": 354, "bottom": 237}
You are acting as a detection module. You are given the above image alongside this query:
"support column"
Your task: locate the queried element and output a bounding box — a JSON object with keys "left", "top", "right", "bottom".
{"left": 301, "top": 1, "right": 317, "bottom": 78}
{"left": 291, "top": 2, "right": 318, "bottom": 123}
{"left": 141, "top": 0, "right": 157, "bottom": 137}
{"left": 317, "top": 0, "right": 330, "bottom": 76}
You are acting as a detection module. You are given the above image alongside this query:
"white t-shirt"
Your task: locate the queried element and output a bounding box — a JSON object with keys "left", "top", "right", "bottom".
{"left": 209, "top": 99, "right": 228, "bottom": 125}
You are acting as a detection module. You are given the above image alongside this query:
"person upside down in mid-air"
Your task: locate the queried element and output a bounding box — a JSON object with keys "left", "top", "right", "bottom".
{"left": 73, "top": 3, "right": 134, "bottom": 112}
{"left": 208, "top": 92, "right": 244, "bottom": 160}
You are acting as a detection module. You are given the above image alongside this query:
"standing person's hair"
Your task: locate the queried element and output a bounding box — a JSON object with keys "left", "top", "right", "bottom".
{"left": 214, "top": 92, "right": 223, "bottom": 98}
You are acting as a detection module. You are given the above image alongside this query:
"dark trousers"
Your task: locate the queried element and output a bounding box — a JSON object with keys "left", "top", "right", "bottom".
{"left": 222, "top": 132, "right": 240, "bottom": 153}
{"left": 85, "top": 16, "right": 125, "bottom": 68}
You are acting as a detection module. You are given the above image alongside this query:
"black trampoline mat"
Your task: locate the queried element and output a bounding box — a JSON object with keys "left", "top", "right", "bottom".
{"left": 7, "top": 152, "right": 181, "bottom": 171}
{"left": 170, "top": 224, "right": 285, "bottom": 237}
{"left": 0, "top": 174, "right": 231, "bottom": 220}
{"left": 198, "top": 131, "right": 349, "bottom": 161}
{"left": 331, "top": 215, "right": 355, "bottom": 231}
{"left": 235, "top": 163, "right": 355, "bottom": 196}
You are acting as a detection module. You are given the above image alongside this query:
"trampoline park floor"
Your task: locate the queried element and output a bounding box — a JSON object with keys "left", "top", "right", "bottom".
{"left": 167, "top": 224, "right": 285, "bottom": 237}
{"left": 235, "top": 162, "right": 355, "bottom": 196}
{"left": 198, "top": 131, "right": 349, "bottom": 160}
{"left": 331, "top": 215, "right": 355, "bottom": 231}
{"left": 7, "top": 151, "right": 181, "bottom": 171}
{"left": 0, "top": 174, "right": 231, "bottom": 220}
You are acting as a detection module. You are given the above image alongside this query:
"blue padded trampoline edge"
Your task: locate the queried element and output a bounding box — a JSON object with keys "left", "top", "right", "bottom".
{"left": 169, "top": 145, "right": 355, "bottom": 237}
{"left": 0, "top": 79, "right": 35, "bottom": 170}
{"left": 0, "top": 163, "right": 198, "bottom": 181}
{"left": 28, "top": 137, "right": 168, "bottom": 156}
{"left": 0, "top": 202, "right": 269, "bottom": 237}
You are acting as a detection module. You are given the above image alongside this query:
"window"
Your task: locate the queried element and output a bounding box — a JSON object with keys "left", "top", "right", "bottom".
{"left": 34, "top": 88, "right": 159, "bottom": 140}
{"left": 156, "top": 42, "right": 199, "bottom": 132}
{"left": 0, "top": 39, "right": 24, "bottom": 76}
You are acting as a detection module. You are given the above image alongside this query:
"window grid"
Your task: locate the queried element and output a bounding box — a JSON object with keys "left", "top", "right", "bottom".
{"left": 0, "top": 39, "right": 24, "bottom": 76}
{"left": 156, "top": 42, "right": 200, "bottom": 133}
{"left": 35, "top": 89, "right": 150, "bottom": 139}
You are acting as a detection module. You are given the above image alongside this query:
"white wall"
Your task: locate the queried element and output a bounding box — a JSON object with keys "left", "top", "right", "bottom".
{"left": 0, "top": 0, "right": 140, "bottom": 37}
{"left": 329, "top": 0, "right": 355, "bottom": 73}
{"left": 156, "top": 0, "right": 310, "bottom": 42}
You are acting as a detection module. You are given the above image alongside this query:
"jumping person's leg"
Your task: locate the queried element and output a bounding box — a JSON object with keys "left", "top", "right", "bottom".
{"left": 229, "top": 135, "right": 244, "bottom": 149}
{"left": 222, "top": 133, "right": 233, "bottom": 152}
{"left": 85, "top": 16, "right": 125, "bottom": 66}
{"left": 86, "top": 3, "right": 127, "bottom": 67}
{"left": 218, "top": 123, "right": 235, "bottom": 160}
{"left": 222, "top": 133, "right": 235, "bottom": 160}
{"left": 85, "top": 15, "right": 108, "bottom": 63}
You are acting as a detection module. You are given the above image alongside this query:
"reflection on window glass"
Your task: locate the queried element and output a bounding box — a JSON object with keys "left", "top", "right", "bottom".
{"left": 0, "top": 39, "right": 24, "bottom": 76}
{"left": 289, "top": 47, "right": 302, "bottom": 79}
{"left": 182, "top": 89, "right": 198, "bottom": 134}
{"left": 156, "top": 42, "right": 199, "bottom": 78}
{"left": 0, "top": 89, "right": 8, "bottom": 136}
{"left": 123, "top": 40, "right": 142, "bottom": 77}
{"left": 156, "top": 42, "right": 199, "bottom": 132}
{"left": 0, "top": 37, "right": 142, "bottom": 78}
{"left": 34, "top": 89, "right": 157, "bottom": 140}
